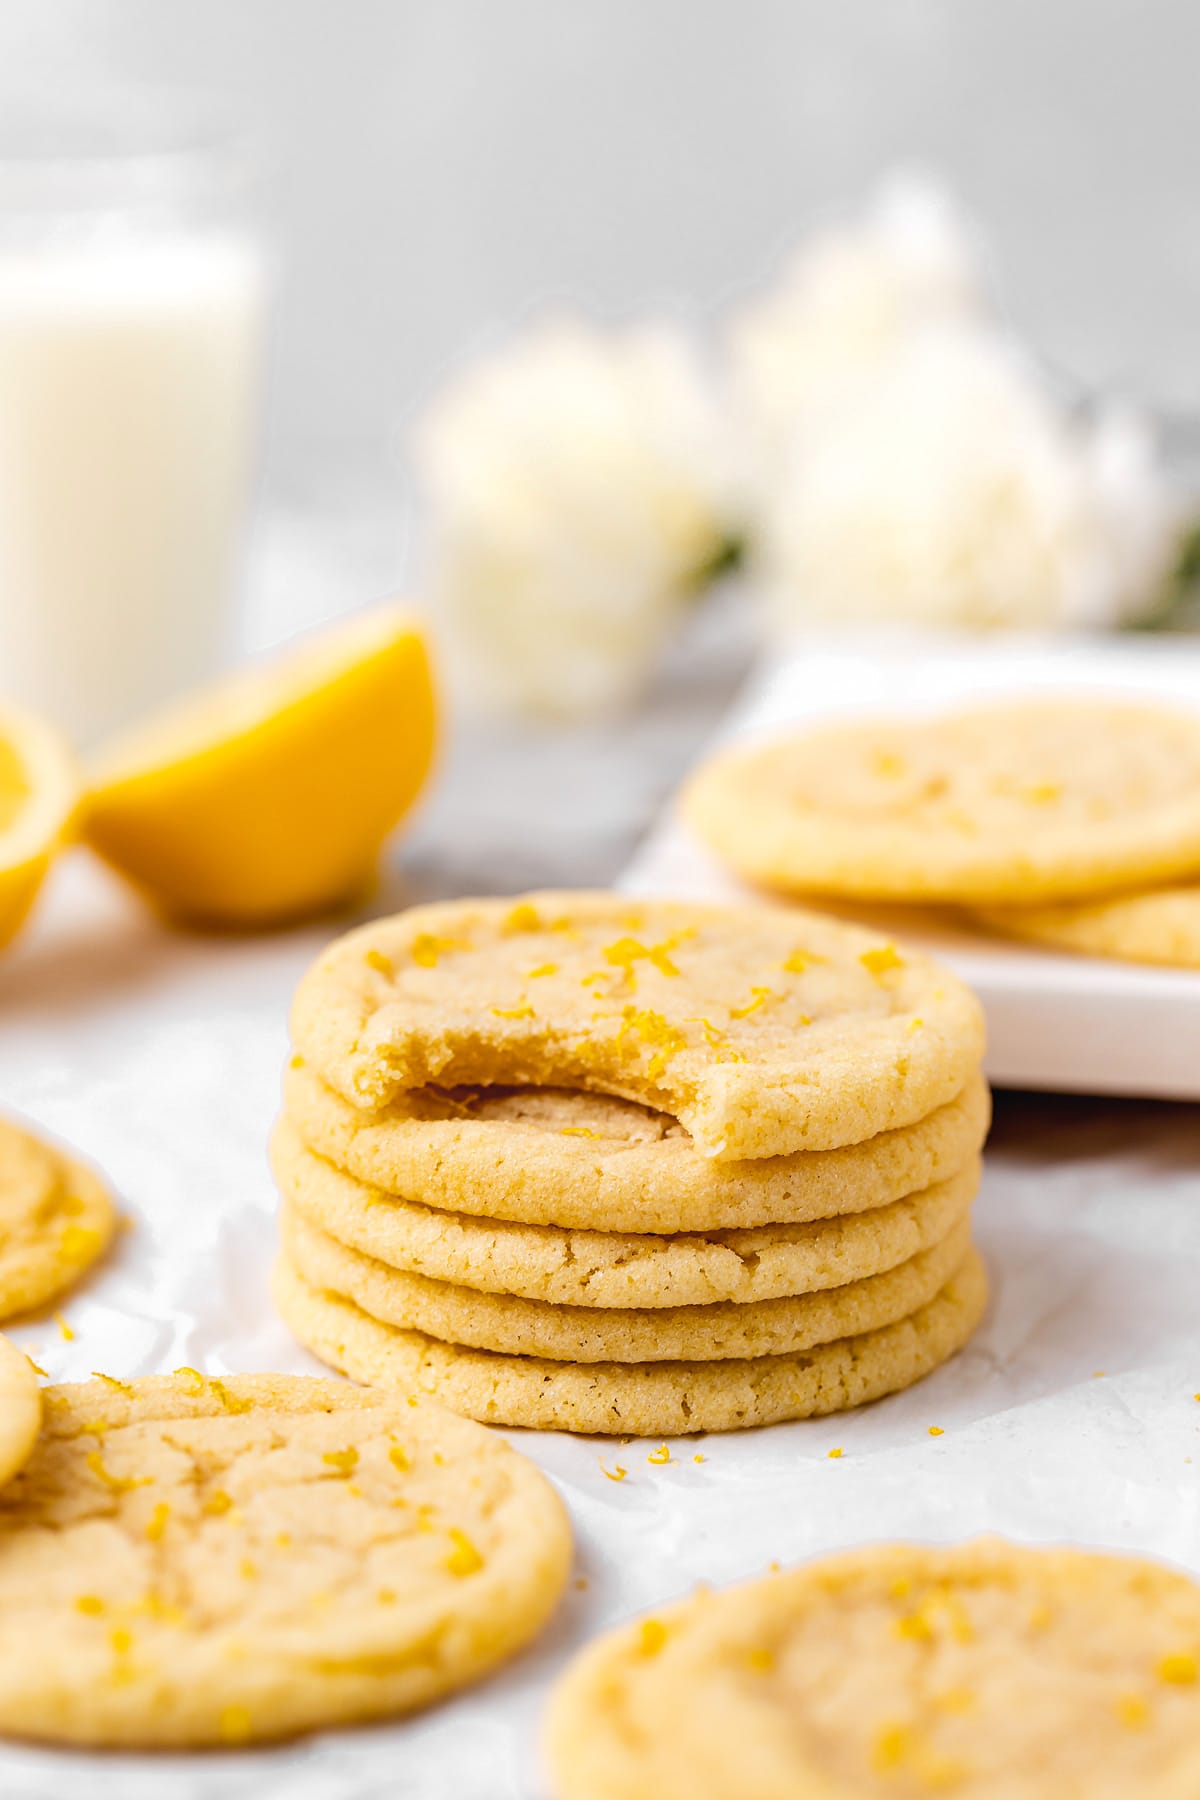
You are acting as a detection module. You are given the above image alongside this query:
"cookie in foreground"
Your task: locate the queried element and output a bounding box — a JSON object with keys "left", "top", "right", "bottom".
{"left": 0, "top": 1371, "right": 570, "bottom": 1747}
{"left": 273, "top": 1246, "right": 987, "bottom": 1435}
{"left": 682, "top": 698, "right": 1200, "bottom": 906}
{"left": 545, "top": 1537, "right": 1200, "bottom": 1799}
{"left": 289, "top": 892, "right": 984, "bottom": 1160}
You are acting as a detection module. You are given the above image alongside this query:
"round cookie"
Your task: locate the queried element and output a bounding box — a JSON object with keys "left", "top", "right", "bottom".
{"left": 0, "top": 1115, "right": 117, "bottom": 1320}
{"left": 289, "top": 892, "right": 985, "bottom": 1160}
{"left": 282, "top": 1202, "right": 973, "bottom": 1364}
{"left": 272, "top": 1247, "right": 987, "bottom": 1435}
{"left": 273, "top": 1118, "right": 980, "bottom": 1309}
{"left": 682, "top": 698, "right": 1200, "bottom": 906}
{"left": 282, "top": 1062, "right": 990, "bottom": 1232}
{"left": 974, "top": 885, "right": 1200, "bottom": 969}
{"left": 0, "top": 1334, "right": 41, "bottom": 1488}
{"left": 0, "top": 1370, "right": 570, "bottom": 1747}
{"left": 544, "top": 1538, "right": 1200, "bottom": 1800}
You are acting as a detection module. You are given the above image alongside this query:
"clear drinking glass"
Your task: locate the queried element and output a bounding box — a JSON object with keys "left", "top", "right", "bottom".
{"left": 0, "top": 89, "right": 270, "bottom": 747}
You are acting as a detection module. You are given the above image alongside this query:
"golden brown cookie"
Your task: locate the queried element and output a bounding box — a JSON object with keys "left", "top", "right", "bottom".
{"left": 682, "top": 699, "right": 1200, "bottom": 905}
{"left": 0, "top": 1334, "right": 40, "bottom": 1488}
{"left": 545, "top": 1537, "right": 1200, "bottom": 1799}
{"left": 0, "top": 1114, "right": 117, "bottom": 1320}
{"left": 0, "top": 1371, "right": 571, "bottom": 1746}
{"left": 289, "top": 893, "right": 985, "bottom": 1160}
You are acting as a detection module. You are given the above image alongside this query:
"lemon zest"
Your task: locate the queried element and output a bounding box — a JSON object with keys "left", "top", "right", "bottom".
{"left": 410, "top": 932, "right": 464, "bottom": 969}
{"left": 501, "top": 902, "right": 542, "bottom": 934}
{"left": 388, "top": 1443, "right": 411, "bottom": 1473}
{"left": 144, "top": 1502, "right": 170, "bottom": 1542}
{"left": 638, "top": 1618, "right": 667, "bottom": 1657}
{"left": 365, "top": 948, "right": 393, "bottom": 976}
{"left": 445, "top": 1528, "right": 483, "bottom": 1577}
{"left": 54, "top": 1311, "right": 75, "bottom": 1342}
{"left": 731, "top": 986, "right": 772, "bottom": 1020}
{"left": 322, "top": 1448, "right": 359, "bottom": 1475}
{"left": 528, "top": 962, "right": 557, "bottom": 978}
{"left": 647, "top": 1444, "right": 673, "bottom": 1465}
{"left": 86, "top": 1450, "right": 150, "bottom": 1493}
{"left": 600, "top": 1462, "right": 627, "bottom": 1482}
{"left": 860, "top": 945, "right": 904, "bottom": 976}
{"left": 91, "top": 1373, "right": 135, "bottom": 1397}
{"left": 491, "top": 1004, "right": 535, "bottom": 1020}
{"left": 827, "top": 1447, "right": 843, "bottom": 1460}
{"left": 75, "top": 1594, "right": 106, "bottom": 1616}
{"left": 1158, "top": 1652, "right": 1198, "bottom": 1684}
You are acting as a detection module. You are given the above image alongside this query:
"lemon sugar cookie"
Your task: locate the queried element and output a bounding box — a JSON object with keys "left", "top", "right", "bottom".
{"left": 0, "top": 1114, "right": 117, "bottom": 1320}
{"left": 281, "top": 1202, "right": 973, "bottom": 1365}
{"left": 282, "top": 1061, "right": 990, "bottom": 1234}
{"left": 0, "top": 1371, "right": 570, "bottom": 1747}
{"left": 273, "top": 1246, "right": 987, "bottom": 1436}
{"left": 975, "top": 883, "right": 1200, "bottom": 969}
{"left": 682, "top": 698, "right": 1200, "bottom": 906}
{"left": 545, "top": 1537, "right": 1200, "bottom": 1799}
{"left": 0, "top": 1334, "right": 40, "bottom": 1488}
{"left": 273, "top": 1118, "right": 980, "bottom": 1310}
{"left": 290, "top": 893, "right": 984, "bottom": 1160}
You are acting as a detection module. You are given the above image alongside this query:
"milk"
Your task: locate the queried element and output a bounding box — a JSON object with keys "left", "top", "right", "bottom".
{"left": 0, "top": 234, "right": 266, "bottom": 746}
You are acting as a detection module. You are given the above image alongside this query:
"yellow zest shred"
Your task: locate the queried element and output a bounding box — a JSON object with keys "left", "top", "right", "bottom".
{"left": 144, "top": 1502, "right": 170, "bottom": 1542}
{"left": 502, "top": 901, "right": 542, "bottom": 934}
{"left": 203, "top": 1490, "right": 234, "bottom": 1516}
{"left": 322, "top": 1448, "right": 359, "bottom": 1475}
{"left": 1157, "top": 1652, "right": 1198, "bottom": 1685}
{"left": 110, "top": 1627, "right": 134, "bottom": 1657}
{"left": 54, "top": 1312, "right": 75, "bottom": 1342}
{"left": 91, "top": 1372, "right": 135, "bottom": 1396}
{"left": 561, "top": 1126, "right": 599, "bottom": 1139}
{"left": 731, "top": 986, "right": 772, "bottom": 1020}
{"left": 871, "top": 1721, "right": 912, "bottom": 1771}
{"left": 410, "top": 932, "right": 461, "bottom": 968}
{"left": 445, "top": 1528, "right": 484, "bottom": 1577}
{"left": 219, "top": 1704, "right": 253, "bottom": 1744}
{"left": 827, "top": 1447, "right": 843, "bottom": 1460}
{"left": 209, "top": 1378, "right": 252, "bottom": 1415}
{"left": 615, "top": 1007, "right": 686, "bottom": 1079}
{"left": 638, "top": 1618, "right": 667, "bottom": 1657}
{"left": 365, "top": 948, "right": 393, "bottom": 976}
{"left": 491, "top": 1004, "right": 535, "bottom": 1020}
{"left": 647, "top": 1444, "right": 673, "bottom": 1466}
{"left": 27, "top": 1359, "right": 47, "bottom": 1378}
{"left": 174, "top": 1366, "right": 205, "bottom": 1395}
{"left": 388, "top": 1443, "right": 411, "bottom": 1473}
{"left": 85, "top": 1450, "right": 150, "bottom": 1494}
{"left": 908, "top": 1016, "right": 924, "bottom": 1033}
{"left": 1115, "top": 1692, "right": 1150, "bottom": 1729}
{"left": 928, "top": 1425, "right": 945, "bottom": 1437}
{"left": 61, "top": 1224, "right": 102, "bottom": 1259}
{"left": 603, "top": 935, "right": 683, "bottom": 982}
{"left": 693, "top": 1453, "right": 706, "bottom": 1464}
{"left": 528, "top": 962, "right": 558, "bottom": 978}
{"left": 782, "top": 948, "right": 826, "bottom": 974}
{"left": 75, "top": 1594, "right": 106, "bottom": 1616}
{"left": 860, "top": 945, "right": 904, "bottom": 976}
{"left": 600, "top": 1462, "right": 627, "bottom": 1482}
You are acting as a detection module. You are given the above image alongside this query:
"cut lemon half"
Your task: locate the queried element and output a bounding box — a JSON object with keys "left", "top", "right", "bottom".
{"left": 83, "top": 606, "right": 437, "bottom": 927}
{"left": 0, "top": 707, "right": 81, "bottom": 952}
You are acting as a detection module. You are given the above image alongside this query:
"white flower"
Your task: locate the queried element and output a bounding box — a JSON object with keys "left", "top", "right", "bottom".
{"left": 413, "top": 318, "right": 735, "bottom": 719}
{"left": 757, "top": 326, "right": 1176, "bottom": 634}
{"left": 728, "top": 173, "right": 984, "bottom": 471}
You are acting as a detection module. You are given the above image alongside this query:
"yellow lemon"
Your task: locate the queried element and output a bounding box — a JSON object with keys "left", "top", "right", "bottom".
{"left": 83, "top": 606, "right": 436, "bottom": 927}
{"left": 0, "top": 707, "right": 81, "bottom": 951}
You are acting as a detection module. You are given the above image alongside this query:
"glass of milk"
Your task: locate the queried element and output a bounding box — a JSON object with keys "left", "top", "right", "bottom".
{"left": 0, "top": 93, "right": 269, "bottom": 747}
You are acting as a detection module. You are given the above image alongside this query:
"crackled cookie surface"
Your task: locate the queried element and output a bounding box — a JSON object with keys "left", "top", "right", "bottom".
{"left": 546, "top": 1538, "right": 1200, "bottom": 1799}
{"left": 283, "top": 1062, "right": 989, "bottom": 1233}
{"left": 0, "top": 1114, "right": 116, "bottom": 1320}
{"left": 273, "top": 1118, "right": 979, "bottom": 1309}
{"left": 290, "top": 894, "right": 984, "bottom": 1160}
{"left": 0, "top": 1334, "right": 40, "bottom": 1488}
{"left": 273, "top": 1248, "right": 986, "bottom": 1435}
{"left": 282, "top": 1203, "right": 972, "bottom": 1363}
{"left": 0, "top": 1371, "right": 570, "bottom": 1747}
{"left": 682, "top": 700, "right": 1200, "bottom": 906}
{"left": 975, "top": 884, "right": 1200, "bottom": 969}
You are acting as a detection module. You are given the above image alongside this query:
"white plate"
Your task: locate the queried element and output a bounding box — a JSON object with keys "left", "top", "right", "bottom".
{"left": 622, "top": 630, "right": 1200, "bottom": 1100}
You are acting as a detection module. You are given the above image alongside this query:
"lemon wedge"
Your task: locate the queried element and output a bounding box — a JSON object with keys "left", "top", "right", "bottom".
{"left": 0, "top": 707, "right": 81, "bottom": 951}
{"left": 83, "top": 606, "right": 436, "bottom": 927}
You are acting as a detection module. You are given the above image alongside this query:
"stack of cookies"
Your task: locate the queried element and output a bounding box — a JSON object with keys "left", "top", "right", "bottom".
{"left": 272, "top": 892, "right": 990, "bottom": 1436}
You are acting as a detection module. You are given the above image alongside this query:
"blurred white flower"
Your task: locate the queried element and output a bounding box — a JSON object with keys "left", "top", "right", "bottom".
{"left": 758, "top": 327, "right": 1176, "bottom": 634}
{"left": 414, "top": 318, "right": 736, "bottom": 719}
{"left": 729, "top": 173, "right": 984, "bottom": 471}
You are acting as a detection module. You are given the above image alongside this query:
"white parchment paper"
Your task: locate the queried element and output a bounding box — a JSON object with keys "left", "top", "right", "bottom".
{"left": 1, "top": 843, "right": 1199, "bottom": 1799}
